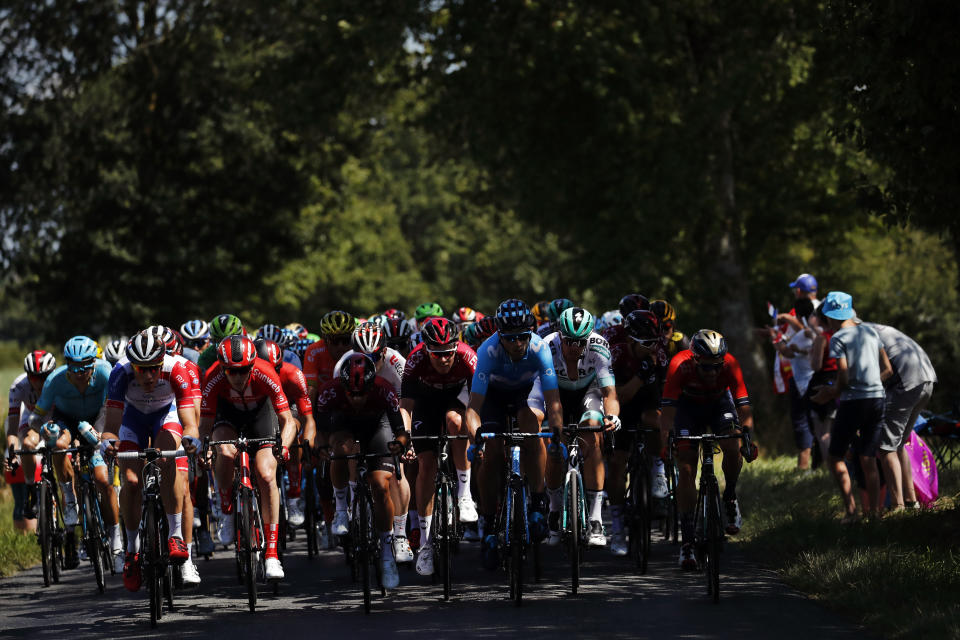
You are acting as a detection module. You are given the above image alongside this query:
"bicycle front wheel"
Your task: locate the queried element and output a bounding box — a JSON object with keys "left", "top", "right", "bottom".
{"left": 510, "top": 486, "right": 524, "bottom": 607}
{"left": 145, "top": 504, "right": 161, "bottom": 627}
{"left": 566, "top": 472, "right": 580, "bottom": 595}
{"left": 83, "top": 488, "right": 106, "bottom": 593}
{"left": 38, "top": 481, "right": 52, "bottom": 587}
{"left": 707, "top": 485, "right": 721, "bottom": 603}
{"left": 437, "top": 480, "right": 453, "bottom": 601}
{"left": 240, "top": 489, "right": 258, "bottom": 612}
{"left": 356, "top": 492, "right": 373, "bottom": 614}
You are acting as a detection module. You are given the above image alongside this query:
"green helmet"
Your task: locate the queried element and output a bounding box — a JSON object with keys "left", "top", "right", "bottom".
{"left": 558, "top": 307, "right": 595, "bottom": 340}
{"left": 461, "top": 322, "right": 479, "bottom": 347}
{"left": 415, "top": 302, "right": 444, "bottom": 322}
{"left": 547, "top": 298, "right": 575, "bottom": 323}
{"left": 209, "top": 314, "right": 244, "bottom": 341}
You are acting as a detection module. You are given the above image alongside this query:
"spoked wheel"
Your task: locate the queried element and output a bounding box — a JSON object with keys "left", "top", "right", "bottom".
{"left": 707, "top": 490, "right": 721, "bottom": 603}
{"left": 356, "top": 496, "right": 372, "bottom": 613}
{"left": 241, "top": 490, "right": 258, "bottom": 612}
{"left": 566, "top": 475, "right": 580, "bottom": 595}
{"left": 84, "top": 490, "right": 106, "bottom": 593}
{"left": 510, "top": 487, "right": 524, "bottom": 607}
{"left": 636, "top": 471, "right": 652, "bottom": 574}
{"left": 146, "top": 508, "right": 161, "bottom": 627}
{"left": 39, "top": 481, "right": 52, "bottom": 587}
{"left": 304, "top": 480, "right": 317, "bottom": 560}
{"left": 437, "top": 482, "right": 453, "bottom": 601}
{"left": 164, "top": 564, "right": 175, "bottom": 612}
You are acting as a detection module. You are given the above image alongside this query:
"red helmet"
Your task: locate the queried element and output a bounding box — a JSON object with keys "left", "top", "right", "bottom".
{"left": 475, "top": 316, "right": 498, "bottom": 342}
{"left": 421, "top": 317, "right": 459, "bottom": 350}
{"left": 24, "top": 350, "right": 57, "bottom": 375}
{"left": 384, "top": 308, "right": 407, "bottom": 322}
{"left": 624, "top": 310, "right": 660, "bottom": 341}
{"left": 339, "top": 353, "right": 377, "bottom": 395}
{"left": 451, "top": 307, "right": 477, "bottom": 325}
{"left": 255, "top": 338, "right": 283, "bottom": 371}
{"left": 217, "top": 335, "right": 257, "bottom": 369}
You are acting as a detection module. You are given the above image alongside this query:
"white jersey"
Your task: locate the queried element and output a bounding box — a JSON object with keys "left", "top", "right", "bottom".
{"left": 106, "top": 354, "right": 197, "bottom": 415}
{"left": 334, "top": 348, "right": 406, "bottom": 395}
{"left": 8, "top": 373, "right": 41, "bottom": 428}
{"left": 544, "top": 331, "right": 616, "bottom": 392}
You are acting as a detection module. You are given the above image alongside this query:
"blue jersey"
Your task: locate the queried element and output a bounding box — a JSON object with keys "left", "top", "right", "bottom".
{"left": 35, "top": 360, "right": 113, "bottom": 422}
{"left": 283, "top": 349, "right": 302, "bottom": 370}
{"left": 471, "top": 332, "right": 559, "bottom": 396}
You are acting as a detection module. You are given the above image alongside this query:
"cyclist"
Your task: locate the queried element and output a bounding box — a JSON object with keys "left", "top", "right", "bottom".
{"left": 540, "top": 307, "right": 620, "bottom": 548}
{"left": 596, "top": 310, "right": 623, "bottom": 334}
{"left": 661, "top": 329, "right": 754, "bottom": 569}
{"left": 26, "top": 336, "right": 115, "bottom": 569}
{"left": 257, "top": 324, "right": 303, "bottom": 369}
{"left": 102, "top": 331, "right": 200, "bottom": 589}
{"left": 7, "top": 350, "right": 57, "bottom": 521}
{"left": 531, "top": 300, "right": 550, "bottom": 329}
{"left": 304, "top": 310, "right": 356, "bottom": 405}
{"left": 463, "top": 299, "right": 563, "bottom": 569}
{"left": 103, "top": 338, "right": 127, "bottom": 367}
{"left": 450, "top": 306, "right": 478, "bottom": 330}
{"left": 255, "top": 339, "right": 316, "bottom": 528}
{"left": 412, "top": 302, "right": 445, "bottom": 348}
{"left": 399, "top": 317, "right": 478, "bottom": 576}
{"left": 651, "top": 299, "right": 690, "bottom": 358}
{"left": 200, "top": 335, "right": 298, "bottom": 581}
{"left": 384, "top": 315, "right": 414, "bottom": 357}
{"left": 315, "top": 353, "right": 410, "bottom": 589}
{"left": 196, "top": 314, "right": 245, "bottom": 374}
{"left": 606, "top": 310, "right": 669, "bottom": 555}
{"left": 619, "top": 293, "right": 650, "bottom": 317}
{"left": 535, "top": 298, "right": 574, "bottom": 338}
{"left": 181, "top": 319, "right": 211, "bottom": 356}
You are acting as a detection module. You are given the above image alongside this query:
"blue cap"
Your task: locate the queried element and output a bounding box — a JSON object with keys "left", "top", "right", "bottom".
{"left": 789, "top": 273, "right": 818, "bottom": 293}
{"left": 821, "top": 291, "right": 854, "bottom": 320}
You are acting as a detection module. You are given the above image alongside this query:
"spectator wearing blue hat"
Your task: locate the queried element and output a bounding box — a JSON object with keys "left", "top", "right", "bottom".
{"left": 810, "top": 291, "right": 893, "bottom": 522}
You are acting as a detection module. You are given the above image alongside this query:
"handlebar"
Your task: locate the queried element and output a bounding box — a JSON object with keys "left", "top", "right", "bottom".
{"left": 116, "top": 448, "right": 182, "bottom": 461}
{"left": 409, "top": 435, "right": 472, "bottom": 441}
{"left": 479, "top": 432, "right": 553, "bottom": 442}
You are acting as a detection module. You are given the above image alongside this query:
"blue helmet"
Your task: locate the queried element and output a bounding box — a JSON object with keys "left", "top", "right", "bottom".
{"left": 495, "top": 299, "right": 534, "bottom": 334}
{"left": 63, "top": 335, "right": 98, "bottom": 364}
{"left": 279, "top": 328, "right": 299, "bottom": 350}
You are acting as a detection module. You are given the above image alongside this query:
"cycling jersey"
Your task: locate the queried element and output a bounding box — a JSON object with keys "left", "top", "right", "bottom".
{"left": 7, "top": 373, "right": 41, "bottom": 429}
{"left": 106, "top": 355, "right": 197, "bottom": 415}
{"left": 333, "top": 347, "right": 406, "bottom": 395}
{"left": 536, "top": 322, "right": 557, "bottom": 339}
{"left": 201, "top": 360, "right": 290, "bottom": 419}
{"left": 276, "top": 361, "right": 312, "bottom": 416}
{"left": 543, "top": 331, "right": 615, "bottom": 391}
{"left": 609, "top": 330, "right": 668, "bottom": 386}
{"left": 314, "top": 377, "right": 404, "bottom": 433}
{"left": 661, "top": 350, "right": 750, "bottom": 408}
{"left": 471, "top": 332, "right": 558, "bottom": 396}
{"left": 282, "top": 349, "right": 302, "bottom": 370}
{"left": 34, "top": 360, "right": 113, "bottom": 423}
{"left": 303, "top": 339, "right": 340, "bottom": 389}
{"left": 401, "top": 342, "right": 477, "bottom": 399}
{"left": 196, "top": 344, "right": 218, "bottom": 374}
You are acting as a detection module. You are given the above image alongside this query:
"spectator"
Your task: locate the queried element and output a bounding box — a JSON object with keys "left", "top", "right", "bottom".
{"left": 772, "top": 297, "right": 817, "bottom": 470}
{"left": 810, "top": 291, "right": 892, "bottom": 522}
{"left": 805, "top": 304, "right": 837, "bottom": 464}
{"left": 863, "top": 322, "right": 937, "bottom": 510}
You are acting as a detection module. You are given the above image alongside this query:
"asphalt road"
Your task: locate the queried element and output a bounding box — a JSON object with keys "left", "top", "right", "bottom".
{"left": 0, "top": 524, "right": 873, "bottom": 639}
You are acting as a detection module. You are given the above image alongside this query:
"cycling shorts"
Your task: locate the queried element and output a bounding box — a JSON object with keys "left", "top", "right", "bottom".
{"left": 478, "top": 383, "right": 537, "bottom": 436}
{"left": 118, "top": 403, "right": 184, "bottom": 449}
{"left": 411, "top": 393, "right": 466, "bottom": 455}
{"left": 330, "top": 413, "right": 398, "bottom": 474}
{"left": 672, "top": 391, "right": 738, "bottom": 453}
{"left": 611, "top": 391, "right": 661, "bottom": 453}
{"left": 214, "top": 401, "right": 278, "bottom": 441}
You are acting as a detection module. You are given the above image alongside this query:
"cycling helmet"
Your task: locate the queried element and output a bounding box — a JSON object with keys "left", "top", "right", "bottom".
{"left": 384, "top": 316, "right": 413, "bottom": 339}
{"left": 255, "top": 338, "right": 284, "bottom": 371}
{"left": 147, "top": 325, "right": 181, "bottom": 356}
{"left": 209, "top": 314, "right": 244, "bottom": 341}
{"left": 531, "top": 300, "right": 550, "bottom": 326}
{"left": 495, "top": 299, "right": 534, "bottom": 334}
{"left": 352, "top": 322, "right": 387, "bottom": 358}
{"left": 558, "top": 307, "right": 595, "bottom": 340}
{"left": 126, "top": 331, "right": 166, "bottom": 365}
{"left": 339, "top": 353, "right": 377, "bottom": 395}
{"left": 624, "top": 310, "right": 660, "bottom": 341}
{"left": 384, "top": 308, "right": 407, "bottom": 322}
{"left": 180, "top": 319, "right": 210, "bottom": 345}
{"left": 650, "top": 299, "right": 677, "bottom": 334}
{"left": 24, "top": 350, "right": 57, "bottom": 375}
{"left": 414, "top": 302, "right": 444, "bottom": 322}
{"left": 421, "top": 317, "right": 459, "bottom": 350}
{"left": 217, "top": 335, "right": 257, "bottom": 369}
{"left": 257, "top": 324, "right": 284, "bottom": 343}
{"left": 279, "top": 328, "right": 299, "bottom": 350}
{"left": 368, "top": 314, "right": 388, "bottom": 327}
{"left": 319, "top": 310, "right": 356, "bottom": 337}
{"left": 63, "top": 336, "right": 99, "bottom": 364}
{"left": 690, "top": 329, "right": 727, "bottom": 359}
{"left": 475, "top": 316, "right": 499, "bottom": 342}
{"left": 451, "top": 307, "right": 477, "bottom": 326}
{"left": 619, "top": 294, "right": 650, "bottom": 317}
{"left": 461, "top": 322, "right": 480, "bottom": 347}
{"left": 596, "top": 310, "right": 623, "bottom": 331}
{"left": 285, "top": 322, "right": 308, "bottom": 339}
{"left": 293, "top": 337, "right": 314, "bottom": 359}
{"left": 546, "top": 298, "right": 575, "bottom": 323}
{"left": 103, "top": 338, "right": 126, "bottom": 365}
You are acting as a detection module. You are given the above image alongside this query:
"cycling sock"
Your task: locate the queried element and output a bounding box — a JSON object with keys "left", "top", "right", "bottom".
{"left": 457, "top": 469, "right": 472, "bottom": 500}
{"left": 393, "top": 513, "right": 407, "bottom": 537}
{"left": 381, "top": 532, "right": 394, "bottom": 561}
{"left": 334, "top": 487, "right": 348, "bottom": 513}
{"left": 126, "top": 528, "right": 140, "bottom": 554}
{"left": 287, "top": 465, "right": 301, "bottom": 498}
{"left": 681, "top": 513, "right": 695, "bottom": 544}
{"left": 219, "top": 488, "right": 234, "bottom": 514}
{"left": 167, "top": 512, "right": 183, "bottom": 539}
{"left": 109, "top": 524, "right": 122, "bottom": 552}
{"left": 419, "top": 514, "right": 433, "bottom": 543}
{"left": 722, "top": 484, "right": 738, "bottom": 502}
{"left": 187, "top": 542, "right": 193, "bottom": 562}
{"left": 547, "top": 487, "right": 563, "bottom": 513}
{"left": 610, "top": 505, "right": 624, "bottom": 534}
{"left": 587, "top": 491, "right": 603, "bottom": 523}
{"left": 265, "top": 523, "right": 279, "bottom": 559}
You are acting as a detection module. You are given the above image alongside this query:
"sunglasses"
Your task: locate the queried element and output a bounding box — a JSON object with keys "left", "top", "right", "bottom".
{"left": 326, "top": 335, "right": 351, "bottom": 346}
{"left": 133, "top": 364, "right": 162, "bottom": 374}
{"left": 696, "top": 360, "right": 724, "bottom": 372}
{"left": 224, "top": 366, "right": 253, "bottom": 377}
{"left": 427, "top": 347, "right": 457, "bottom": 359}
{"left": 629, "top": 336, "right": 659, "bottom": 347}
{"left": 501, "top": 333, "right": 531, "bottom": 343}
{"left": 67, "top": 362, "right": 95, "bottom": 373}
{"left": 561, "top": 337, "right": 587, "bottom": 348}
{"left": 27, "top": 373, "right": 50, "bottom": 381}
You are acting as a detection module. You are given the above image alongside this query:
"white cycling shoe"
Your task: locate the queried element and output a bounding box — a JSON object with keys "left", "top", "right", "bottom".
{"left": 265, "top": 557, "right": 284, "bottom": 581}
{"left": 587, "top": 521, "right": 607, "bottom": 547}
{"left": 181, "top": 560, "right": 201, "bottom": 587}
{"left": 381, "top": 556, "right": 400, "bottom": 589}
{"left": 458, "top": 496, "right": 478, "bottom": 523}
{"left": 331, "top": 510, "right": 350, "bottom": 537}
{"left": 217, "top": 513, "right": 236, "bottom": 546}
{"left": 286, "top": 499, "right": 305, "bottom": 527}
{"left": 416, "top": 544, "right": 435, "bottom": 576}
{"left": 392, "top": 535, "right": 414, "bottom": 563}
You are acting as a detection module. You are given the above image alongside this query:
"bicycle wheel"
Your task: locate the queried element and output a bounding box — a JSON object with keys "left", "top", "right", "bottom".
{"left": 510, "top": 485, "right": 524, "bottom": 607}
{"left": 241, "top": 489, "right": 258, "bottom": 612}
{"left": 38, "top": 481, "right": 52, "bottom": 587}
{"left": 437, "top": 480, "right": 452, "bottom": 601}
{"left": 145, "top": 504, "right": 160, "bottom": 627}
{"left": 50, "top": 487, "right": 62, "bottom": 584}
{"left": 356, "top": 491, "right": 372, "bottom": 614}
{"left": 707, "top": 484, "right": 721, "bottom": 603}
{"left": 636, "top": 466, "right": 652, "bottom": 574}
{"left": 304, "top": 476, "right": 317, "bottom": 560}
{"left": 83, "top": 488, "right": 106, "bottom": 593}
{"left": 566, "top": 471, "right": 580, "bottom": 595}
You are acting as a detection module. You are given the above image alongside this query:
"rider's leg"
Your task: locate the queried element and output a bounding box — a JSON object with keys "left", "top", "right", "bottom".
{"left": 120, "top": 457, "right": 144, "bottom": 553}
{"left": 415, "top": 451, "right": 437, "bottom": 541}
{"left": 370, "top": 469, "right": 396, "bottom": 548}
{"left": 155, "top": 428, "right": 184, "bottom": 537}
{"left": 519, "top": 406, "right": 546, "bottom": 493}
{"left": 212, "top": 425, "right": 238, "bottom": 512}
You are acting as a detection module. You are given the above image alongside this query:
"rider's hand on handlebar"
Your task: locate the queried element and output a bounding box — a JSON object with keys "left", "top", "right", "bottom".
{"left": 739, "top": 428, "right": 759, "bottom": 463}
{"left": 101, "top": 439, "right": 118, "bottom": 458}
{"left": 603, "top": 414, "right": 622, "bottom": 432}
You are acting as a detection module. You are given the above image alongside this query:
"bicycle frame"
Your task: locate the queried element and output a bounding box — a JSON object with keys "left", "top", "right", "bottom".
{"left": 14, "top": 445, "right": 65, "bottom": 587}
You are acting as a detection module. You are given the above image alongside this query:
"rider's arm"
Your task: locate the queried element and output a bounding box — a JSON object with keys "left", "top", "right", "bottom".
{"left": 464, "top": 392, "right": 485, "bottom": 441}
{"left": 399, "top": 397, "right": 416, "bottom": 434}
{"left": 542, "top": 387, "right": 563, "bottom": 431}
{"left": 600, "top": 384, "right": 620, "bottom": 429}
{"left": 735, "top": 404, "right": 754, "bottom": 430}
{"left": 278, "top": 410, "right": 297, "bottom": 448}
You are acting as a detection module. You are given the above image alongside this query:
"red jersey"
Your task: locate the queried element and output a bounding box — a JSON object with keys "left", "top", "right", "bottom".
{"left": 401, "top": 342, "right": 477, "bottom": 398}
{"left": 314, "top": 376, "right": 404, "bottom": 432}
{"left": 201, "top": 359, "right": 290, "bottom": 418}
{"left": 303, "top": 339, "right": 339, "bottom": 388}
{"left": 819, "top": 329, "right": 838, "bottom": 373}
{"left": 661, "top": 350, "right": 750, "bottom": 407}
{"left": 608, "top": 329, "right": 668, "bottom": 386}
{"left": 277, "top": 361, "right": 312, "bottom": 416}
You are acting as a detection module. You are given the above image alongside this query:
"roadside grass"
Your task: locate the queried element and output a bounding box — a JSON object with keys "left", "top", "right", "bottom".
{"left": 0, "top": 487, "right": 41, "bottom": 577}
{"left": 738, "top": 456, "right": 960, "bottom": 639}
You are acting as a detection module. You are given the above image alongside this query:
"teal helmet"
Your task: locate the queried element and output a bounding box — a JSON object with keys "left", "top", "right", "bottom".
{"left": 558, "top": 307, "right": 595, "bottom": 340}
{"left": 209, "top": 314, "right": 244, "bottom": 341}
{"left": 415, "top": 302, "right": 444, "bottom": 322}
{"left": 547, "top": 298, "right": 575, "bottom": 323}
{"left": 63, "top": 335, "right": 99, "bottom": 364}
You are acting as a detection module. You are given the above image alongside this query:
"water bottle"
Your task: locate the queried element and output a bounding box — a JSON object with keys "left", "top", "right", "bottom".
{"left": 78, "top": 421, "right": 100, "bottom": 447}
{"left": 41, "top": 423, "right": 61, "bottom": 447}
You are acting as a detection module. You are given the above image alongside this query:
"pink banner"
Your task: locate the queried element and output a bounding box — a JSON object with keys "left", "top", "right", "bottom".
{"left": 905, "top": 431, "right": 938, "bottom": 506}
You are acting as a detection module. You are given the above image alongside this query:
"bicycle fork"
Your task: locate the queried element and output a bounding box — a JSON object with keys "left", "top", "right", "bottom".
{"left": 505, "top": 446, "right": 529, "bottom": 547}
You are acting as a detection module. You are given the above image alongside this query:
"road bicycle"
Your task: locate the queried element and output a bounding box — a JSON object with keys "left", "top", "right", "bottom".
{"left": 622, "top": 426, "right": 661, "bottom": 574}
{"left": 71, "top": 443, "right": 115, "bottom": 593}
{"left": 115, "top": 448, "right": 181, "bottom": 627}
{"left": 13, "top": 443, "right": 65, "bottom": 587}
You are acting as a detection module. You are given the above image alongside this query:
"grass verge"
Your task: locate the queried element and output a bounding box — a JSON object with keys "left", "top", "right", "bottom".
{"left": 0, "top": 486, "right": 41, "bottom": 577}
{"left": 737, "top": 456, "right": 960, "bottom": 639}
